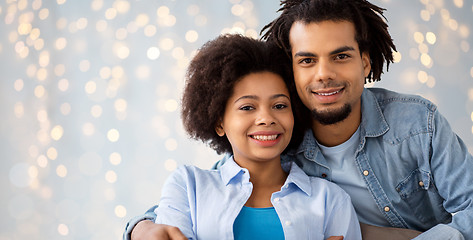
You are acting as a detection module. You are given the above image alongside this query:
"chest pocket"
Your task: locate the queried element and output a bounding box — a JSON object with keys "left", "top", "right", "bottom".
{"left": 395, "top": 169, "right": 449, "bottom": 225}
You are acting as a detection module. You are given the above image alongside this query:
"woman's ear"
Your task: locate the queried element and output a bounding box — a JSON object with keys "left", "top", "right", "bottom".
{"left": 215, "top": 123, "right": 225, "bottom": 137}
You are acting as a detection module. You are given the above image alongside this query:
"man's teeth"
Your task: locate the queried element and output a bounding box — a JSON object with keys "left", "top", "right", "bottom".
{"left": 251, "top": 135, "right": 278, "bottom": 141}
{"left": 316, "top": 89, "right": 341, "bottom": 96}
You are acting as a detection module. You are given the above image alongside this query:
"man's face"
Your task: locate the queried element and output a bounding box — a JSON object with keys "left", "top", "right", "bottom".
{"left": 289, "top": 20, "right": 371, "bottom": 125}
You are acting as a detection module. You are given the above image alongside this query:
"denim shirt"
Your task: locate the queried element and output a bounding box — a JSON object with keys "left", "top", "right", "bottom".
{"left": 123, "top": 88, "right": 472, "bottom": 240}
{"left": 282, "top": 88, "right": 471, "bottom": 240}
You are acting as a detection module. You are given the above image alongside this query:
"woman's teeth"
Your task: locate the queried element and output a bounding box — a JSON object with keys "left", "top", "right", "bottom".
{"left": 251, "top": 135, "right": 278, "bottom": 141}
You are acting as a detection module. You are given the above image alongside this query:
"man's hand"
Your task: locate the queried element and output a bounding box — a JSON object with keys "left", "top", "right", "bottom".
{"left": 131, "top": 220, "right": 187, "bottom": 240}
{"left": 360, "top": 222, "right": 421, "bottom": 240}
{"left": 327, "top": 236, "right": 343, "bottom": 240}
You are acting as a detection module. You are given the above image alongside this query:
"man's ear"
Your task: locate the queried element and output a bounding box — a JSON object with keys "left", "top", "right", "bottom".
{"left": 215, "top": 123, "right": 225, "bottom": 137}
{"left": 362, "top": 52, "right": 371, "bottom": 78}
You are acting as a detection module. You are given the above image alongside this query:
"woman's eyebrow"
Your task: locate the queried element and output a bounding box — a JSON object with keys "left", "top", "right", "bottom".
{"left": 271, "top": 94, "right": 290, "bottom": 100}
{"left": 234, "top": 93, "right": 290, "bottom": 103}
{"left": 234, "top": 95, "right": 258, "bottom": 103}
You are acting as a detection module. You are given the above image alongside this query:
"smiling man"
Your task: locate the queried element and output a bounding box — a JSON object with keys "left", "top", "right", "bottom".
{"left": 124, "top": 0, "right": 473, "bottom": 239}
{"left": 289, "top": 20, "right": 369, "bottom": 145}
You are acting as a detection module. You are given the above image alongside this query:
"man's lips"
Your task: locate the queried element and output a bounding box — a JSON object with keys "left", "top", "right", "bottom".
{"left": 312, "top": 87, "right": 344, "bottom": 96}
{"left": 310, "top": 87, "right": 344, "bottom": 104}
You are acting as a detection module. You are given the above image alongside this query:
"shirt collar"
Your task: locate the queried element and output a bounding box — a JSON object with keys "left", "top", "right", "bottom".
{"left": 360, "top": 88, "right": 389, "bottom": 138}
{"left": 219, "top": 156, "right": 312, "bottom": 196}
{"left": 220, "top": 156, "right": 249, "bottom": 186}
{"left": 284, "top": 162, "right": 312, "bottom": 196}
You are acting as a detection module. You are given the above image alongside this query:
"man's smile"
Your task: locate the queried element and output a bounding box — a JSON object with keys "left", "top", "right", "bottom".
{"left": 313, "top": 88, "right": 344, "bottom": 96}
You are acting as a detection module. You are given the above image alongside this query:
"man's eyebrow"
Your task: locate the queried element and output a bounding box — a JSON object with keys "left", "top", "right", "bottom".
{"left": 294, "top": 51, "right": 317, "bottom": 58}
{"left": 293, "top": 46, "right": 356, "bottom": 58}
{"left": 330, "top": 46, "right": 355, "bottom": 55}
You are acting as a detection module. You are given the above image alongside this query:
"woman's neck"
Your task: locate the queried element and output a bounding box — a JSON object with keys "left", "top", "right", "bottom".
{"left": 234, "top": 157, "right": 288, "bottom": 208}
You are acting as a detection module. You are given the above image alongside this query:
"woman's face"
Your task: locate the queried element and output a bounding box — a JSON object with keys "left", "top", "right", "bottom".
{"left": 216, "top": 71, "right": 294, "bottom": 166}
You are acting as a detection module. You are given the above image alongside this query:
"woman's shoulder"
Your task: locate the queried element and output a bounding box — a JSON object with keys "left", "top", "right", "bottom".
{"left": 288, "top": 162, "right": 351, "bottom": 200}
{"left": 166, "top": 164, "right": 222, "bottom": 184}
{"left": 307, "top": 175, "right": 351, "bottom": 201}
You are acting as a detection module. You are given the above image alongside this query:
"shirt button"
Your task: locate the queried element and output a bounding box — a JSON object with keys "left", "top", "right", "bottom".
{"left": 321, "top": 173, "right": 327, "bottom": 178}
{"left": 384, "top": 206, "right": 390, "bottom": 212}
{"left": 363, "top": 170, "right": 369, "bottom": 176}
{"left": 419, "top": 181, "right": 424, "bottom": 187}
{"left": 274, "top": 198, "right": 280, "bottom": 202}
{"left": 285, "top": 221, "right": 292, "bottom": 226}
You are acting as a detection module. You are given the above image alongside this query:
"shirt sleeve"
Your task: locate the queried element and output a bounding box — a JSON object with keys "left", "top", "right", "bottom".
{"left": 324, "top": 193, "right": 362, "bottom": 240}
{"left": 122, "top": 206, "right": 158, "bottom": 240}
{"left": 413, "top": 224, "right": 464, "bottom": 240}
{"left": 427, "top": 110, "right": 473, "bottom": 239}
{"left": 154, "top": 166, "right": 196, "bottom": 239}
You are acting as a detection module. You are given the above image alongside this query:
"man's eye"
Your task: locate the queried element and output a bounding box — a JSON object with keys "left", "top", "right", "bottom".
{"left": 300, "top": 58, "right": 314, "bottom": 64}
{"left": 336, "top": 54, "right": 350, "bottom": 60}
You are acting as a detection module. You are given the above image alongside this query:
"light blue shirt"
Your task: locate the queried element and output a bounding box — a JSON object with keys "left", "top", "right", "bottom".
{"left": 154, "top": 157, "right": 361, "bottom": 240}
{"left": 317, "top": 126, "right": 390, "bottom": 227}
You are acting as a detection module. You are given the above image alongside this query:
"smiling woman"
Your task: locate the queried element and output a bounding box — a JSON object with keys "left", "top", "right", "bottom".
{"left": 216, "top": 72, "right": 294, "bottom": 168}
{"left": 150, "top": 34, "right": 362, "bottom": 239}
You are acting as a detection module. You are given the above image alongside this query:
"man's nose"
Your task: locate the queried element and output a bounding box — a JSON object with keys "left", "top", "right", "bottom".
{"left": 314, "top": 59, "right": 336, "bottom": 81}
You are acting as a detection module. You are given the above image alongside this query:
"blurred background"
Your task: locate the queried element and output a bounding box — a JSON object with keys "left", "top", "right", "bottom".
{"left": 0, "top": 0, "right": 472, "bottom": 239}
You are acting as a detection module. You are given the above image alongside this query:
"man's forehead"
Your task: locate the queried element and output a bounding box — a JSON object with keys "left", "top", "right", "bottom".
{"left": 289, "top": 20, "right": 359, "bottom": 54}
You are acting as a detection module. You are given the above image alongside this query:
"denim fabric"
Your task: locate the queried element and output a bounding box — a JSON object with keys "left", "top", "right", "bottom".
{"left": 153, "top": 157, "right": 361, "bottom": 240}
{"left": 282, "top": 88, "right": 471, "bottom": 240}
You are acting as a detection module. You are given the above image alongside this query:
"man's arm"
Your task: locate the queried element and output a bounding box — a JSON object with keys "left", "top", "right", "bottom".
{"left": 414, "top": 110, "right": 473, "bottom": 240}
{"left": 413, "top": 224, "right": 464, "bottom": 240}
{"left": 129, "top": 220, "right": 187, "bottom": 240}
{"left": 123, "top": 206, "right": 158, "bottom": 240}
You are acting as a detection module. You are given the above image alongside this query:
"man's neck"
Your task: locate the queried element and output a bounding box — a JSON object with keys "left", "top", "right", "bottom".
{"left": 312, "top": 107, "right": 361, "bottom": 147}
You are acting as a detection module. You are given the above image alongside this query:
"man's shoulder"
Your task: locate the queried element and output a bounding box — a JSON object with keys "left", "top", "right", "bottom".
{"left": 366, "top": 87, "right": 437, "bottom": 112}
{"left": 363, "top": 88, "right": 439, "bottom": 143}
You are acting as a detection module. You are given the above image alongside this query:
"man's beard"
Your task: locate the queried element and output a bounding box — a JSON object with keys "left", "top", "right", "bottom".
{"left": 311, "top": 104, "right": 352, "bottom": 125}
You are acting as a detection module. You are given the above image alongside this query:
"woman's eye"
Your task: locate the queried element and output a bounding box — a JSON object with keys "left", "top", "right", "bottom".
{"left": 239, "top": 106, "right": 254, "bottom": 111}
{"left": 274, "top": 104, "right": 288, "bottom": 110}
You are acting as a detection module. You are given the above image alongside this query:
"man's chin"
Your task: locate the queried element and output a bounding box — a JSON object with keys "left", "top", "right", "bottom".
{"left": 311, "top": 104, "right": 351, "bottom": 125}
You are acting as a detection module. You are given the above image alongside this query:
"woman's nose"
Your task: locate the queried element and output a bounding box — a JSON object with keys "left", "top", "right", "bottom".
{"left": 255, "top": 109, "right": 276, "bottom": 126}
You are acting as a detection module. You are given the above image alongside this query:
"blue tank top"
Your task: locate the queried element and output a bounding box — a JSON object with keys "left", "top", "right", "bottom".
{"left": 233, "top": 206, "right": 284, "bottom": 240}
